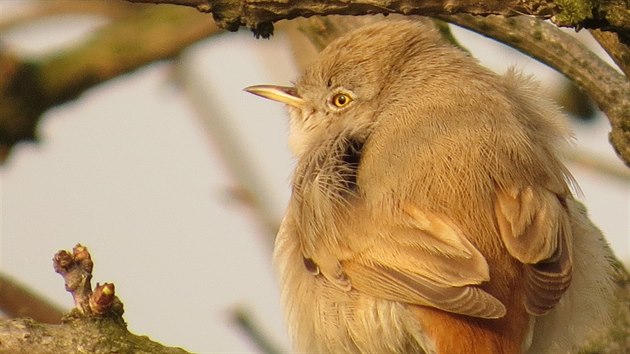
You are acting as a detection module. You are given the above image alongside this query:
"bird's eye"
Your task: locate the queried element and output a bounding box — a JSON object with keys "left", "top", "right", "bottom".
{"left": 332, "top": 93, "right": 352, "bottom": 108}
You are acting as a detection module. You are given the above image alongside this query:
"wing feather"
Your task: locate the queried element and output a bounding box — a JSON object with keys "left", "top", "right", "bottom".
{"left": 495, "top": 186, "right": 573, "bottom": 315}
{"left": 344, "top": 204, "right": 506, "bottom": 319}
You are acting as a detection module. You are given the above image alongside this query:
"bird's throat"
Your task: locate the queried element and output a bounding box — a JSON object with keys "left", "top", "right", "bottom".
{"left": 291, "top": 133, "right": 366, "bottom": 290}
{"left": 294, "top": 133, "right": 365, "bottom": 202}
{"left": 340, "top": 137, "right": 364, "bottom": 194}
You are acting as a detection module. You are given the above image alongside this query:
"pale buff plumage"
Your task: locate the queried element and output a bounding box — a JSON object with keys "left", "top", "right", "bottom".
{"left": 247, "top": 19, "right": 615, "bottom": 354}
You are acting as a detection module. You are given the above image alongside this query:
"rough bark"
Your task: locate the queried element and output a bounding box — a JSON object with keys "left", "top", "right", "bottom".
{"left": 127, "top": 0, "right": 630, "bottom": 38}
{"left": 0, "top": 316, "right": 189, "bottom": 354}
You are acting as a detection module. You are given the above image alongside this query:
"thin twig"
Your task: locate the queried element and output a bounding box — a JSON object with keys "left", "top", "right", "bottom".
{"left": 563, "top": 148, "right": 630, "bottom": 183}
{"left": 174, "top": 60, "right": 280, "bottom": 247}
{"left": 125, "top": 0, "right": 209, "bottom": 9}
{"left": 231, "top": 307, "right": 285, "bottom": 354}
{"left": 123, "top": 0, "right": 629, "bottom": 37}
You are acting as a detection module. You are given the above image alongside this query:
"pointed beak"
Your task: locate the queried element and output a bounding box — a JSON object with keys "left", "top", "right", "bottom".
{"left": 243, "top": 85, "right": 304, "bottom": 108}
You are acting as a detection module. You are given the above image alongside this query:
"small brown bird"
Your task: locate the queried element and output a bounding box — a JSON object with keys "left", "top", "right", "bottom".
{"left": 245, "top": 19, "right": 614, "bottom": 354}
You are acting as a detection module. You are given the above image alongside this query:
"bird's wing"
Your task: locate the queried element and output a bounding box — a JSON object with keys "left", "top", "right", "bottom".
{"left": 494, "top": 186, "right": 573, "bottom": 315}
{"left": 343, "top": 203, "right": 507, "bottom": 319}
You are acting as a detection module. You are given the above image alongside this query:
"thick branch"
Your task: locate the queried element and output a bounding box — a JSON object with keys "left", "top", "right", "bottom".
{"left": 590, "top": 28, "right": 630, "bottom": 78}
{"left": 0, "top": 316, "right": 189, "bottom": 354}
{"left": 125, "top": 0, "right": 630, "bottom": 37}
{"left": 0, "top": 245, "right": 191, "bottom": 354}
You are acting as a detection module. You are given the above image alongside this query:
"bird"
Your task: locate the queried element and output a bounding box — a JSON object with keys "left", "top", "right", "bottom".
{"left": 244, "top": 19, "right": 615, "bottom": 354}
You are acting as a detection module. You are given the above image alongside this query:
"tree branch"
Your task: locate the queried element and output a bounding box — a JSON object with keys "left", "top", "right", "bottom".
{"left": 125, "top": 0, "right": 211, "bottom": 9}
{"left": 0, "top": 245, "right": 191, "bottom": 354}
{"left": 0, "top": 4, "right": 219, "bottom": 164}
{"left": 231, "top": 307, "right": 284, "bottom": 354}
{"left": 175, "top": 59, "right": 281, "bottom": 247}
{"left": 0, "top": 316, "right": 190, "bottom": 354}
{"left": 124, "top": 0, "right": 630, "bottom": 37}
{"left": 589, "top": 28, "right": 630, "bottom": 78}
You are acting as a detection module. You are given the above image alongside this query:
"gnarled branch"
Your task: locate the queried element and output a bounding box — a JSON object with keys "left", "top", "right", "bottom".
{"left": 125, "top": 0, "right": 630, "bottom": 37}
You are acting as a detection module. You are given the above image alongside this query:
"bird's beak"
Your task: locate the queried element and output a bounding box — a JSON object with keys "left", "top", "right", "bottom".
{"left": 243, "top": 85, "right": 304, "bottom": 108}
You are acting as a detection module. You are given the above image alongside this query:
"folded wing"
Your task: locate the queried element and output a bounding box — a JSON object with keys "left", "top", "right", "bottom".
{"left": 344, "top": 204, "right": 506, "bottom": 319}
{"left": 495, "top": 186, "right": 573, "bottom": 315}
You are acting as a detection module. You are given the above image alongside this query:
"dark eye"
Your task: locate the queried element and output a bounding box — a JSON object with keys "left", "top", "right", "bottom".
{"left": 332, "top": 93, "right": 353, "bottom": 108}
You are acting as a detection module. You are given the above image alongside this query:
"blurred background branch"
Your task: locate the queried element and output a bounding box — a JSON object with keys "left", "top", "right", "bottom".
{"left": 0, "top": 2, "right": 219, "bottom": 163}
{"left": 0, "top": 0, "right": 134, "bottom": 31}
{"left": 231, "top": 306, "right": 284, "bottom": 354}
{"left": 0, "top": 272, "right": 64, "bottom": 324}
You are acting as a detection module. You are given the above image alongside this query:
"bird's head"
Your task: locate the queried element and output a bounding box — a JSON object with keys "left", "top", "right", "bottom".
{"left": 245, "top": 19, "right": 464, "bottom": 157}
